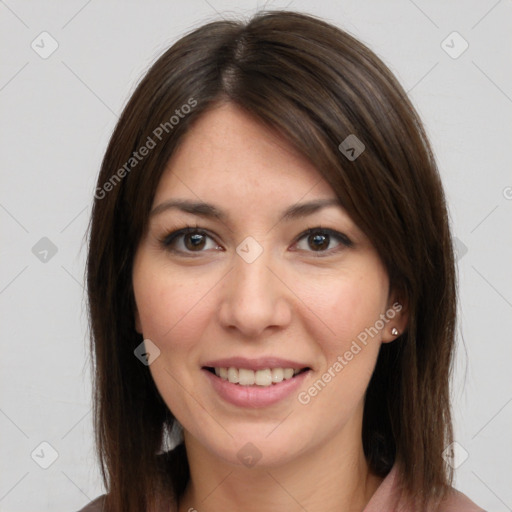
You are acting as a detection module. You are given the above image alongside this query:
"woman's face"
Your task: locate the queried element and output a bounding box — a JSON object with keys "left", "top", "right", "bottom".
{"left": 132, "top": 102, "right": 405, "bottom": 467}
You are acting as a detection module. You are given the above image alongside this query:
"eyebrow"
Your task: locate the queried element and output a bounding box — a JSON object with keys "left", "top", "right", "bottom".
{"left": 149, "top": 198, "right": 344, "bottom": 223}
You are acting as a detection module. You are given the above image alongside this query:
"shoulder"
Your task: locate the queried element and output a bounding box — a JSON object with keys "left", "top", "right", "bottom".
{"left": 73, "top": 448, "right": 183, "bottom": 512}
{"left": 364, "top": 464, "right": 486, "bottom": 512}
{"left": 437, "top": 487, "right": 487, "bottom": 512}
{"left": 74, "top": 492, "right": 176, "bottom": 512}
{"left": 75, "top": 494, "right": 106, "bottom": 512}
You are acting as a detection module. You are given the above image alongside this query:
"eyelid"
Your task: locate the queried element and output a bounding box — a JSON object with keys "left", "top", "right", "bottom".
{"left": 296, "top": 227, "right": 353, "bottom": 248}
{"left": 159, "top": 226, "right": 221, "bottom": 251}
{"left": 159, "top": 224, "right": 353, "bottom": 256}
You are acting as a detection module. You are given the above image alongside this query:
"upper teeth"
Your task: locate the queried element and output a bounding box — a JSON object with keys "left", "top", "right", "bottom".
{"left": 214, "top": 367, "right": 302, "bottom": 386}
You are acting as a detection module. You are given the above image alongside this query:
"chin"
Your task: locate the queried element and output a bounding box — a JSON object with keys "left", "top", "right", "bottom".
{"left": 188, "top": 421, "right": 313, "bottom": 469}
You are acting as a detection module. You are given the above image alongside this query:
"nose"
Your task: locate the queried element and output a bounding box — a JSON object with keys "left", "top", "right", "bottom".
{"left": 217, "top": 245, "right": 292, "bottom": 339}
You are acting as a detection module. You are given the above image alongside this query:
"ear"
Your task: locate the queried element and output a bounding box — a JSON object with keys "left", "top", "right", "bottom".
{"left": 381, "top": 290, "right": 409, "bottom": 344}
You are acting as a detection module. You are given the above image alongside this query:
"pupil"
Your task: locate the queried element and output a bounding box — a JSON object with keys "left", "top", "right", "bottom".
{"left": 186, "top": 233, "right": 205, "bottom": 250}
{"left": 310, "top": 233, "right": 328, "bottom": 251}
{"left": 182, "top": 232, "right": 330, "bottom": 252}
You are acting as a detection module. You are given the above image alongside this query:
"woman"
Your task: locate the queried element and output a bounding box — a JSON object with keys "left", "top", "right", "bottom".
{"left": 81, "top": 10, "right": 485, "bottom": 512}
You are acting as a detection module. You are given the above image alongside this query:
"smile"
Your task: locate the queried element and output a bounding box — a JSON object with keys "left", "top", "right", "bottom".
{"left": 202, "top": 361, "right": 311, "bottom": 408}
{"left": 206, "top": 367, "right": 309, "bottom": 386}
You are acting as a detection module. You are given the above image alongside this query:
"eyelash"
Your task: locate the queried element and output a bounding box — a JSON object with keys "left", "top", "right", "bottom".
{"left": 158, "top": 224, "right": 353, "bottom": 257}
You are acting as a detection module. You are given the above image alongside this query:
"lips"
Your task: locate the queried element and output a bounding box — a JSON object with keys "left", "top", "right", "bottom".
{"left": 202, "top": 357, "right": 310, "bottom": 371}
{"left": 201, "top": 357, "right": 311, "bottom": 407}
{"left": 206, "top": 367, "right": 308, "bottom": 386}
{"left": 202, "top": 357, "right": 310, "bottom": 387}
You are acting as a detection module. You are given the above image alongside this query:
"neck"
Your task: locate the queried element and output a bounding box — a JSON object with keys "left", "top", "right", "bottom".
{"left": 177, "top": 412, "right": 383, "bottom": 512}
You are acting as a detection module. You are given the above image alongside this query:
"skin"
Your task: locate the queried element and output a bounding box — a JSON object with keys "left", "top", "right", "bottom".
{"left": 132, "top": 102, "right": 408, "bottom": 512}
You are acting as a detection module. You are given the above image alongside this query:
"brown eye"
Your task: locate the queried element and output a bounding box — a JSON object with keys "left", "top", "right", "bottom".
{"left": 308, "top": 233, "right": 330, "bottom": 251}
{"left": 184, "top": 232, "right": 207, "bottom": 251}
{"left": 294, "top": 228, "right": 352, "bottom": 255}
{"left": 160, "top": 227, "right": 221, "bottom": 254}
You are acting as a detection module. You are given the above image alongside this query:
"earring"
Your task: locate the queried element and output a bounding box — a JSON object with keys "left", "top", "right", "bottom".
{"left": 391, "top": 327, "right": 399, "bottom": 336}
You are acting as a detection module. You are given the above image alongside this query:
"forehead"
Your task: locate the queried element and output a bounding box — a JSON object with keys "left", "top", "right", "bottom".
{"left": 153, "top": 102, "right": 337, "bottom": 207}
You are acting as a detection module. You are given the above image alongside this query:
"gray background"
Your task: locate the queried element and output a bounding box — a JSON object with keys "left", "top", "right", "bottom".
{"left": 1, "top": 0, "right": 511, "bottom": 510}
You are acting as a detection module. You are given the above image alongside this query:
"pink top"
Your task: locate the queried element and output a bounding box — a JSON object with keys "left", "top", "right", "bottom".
{"left": 363, "top": 464, "right": 486, "bottom": 512}
{"left": 76, "top": 463, "right": 486, "bottom": 512}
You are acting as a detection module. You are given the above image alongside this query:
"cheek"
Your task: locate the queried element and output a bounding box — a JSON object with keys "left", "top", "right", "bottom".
{"left": 295, "top": 275, "right": 387, "bottom": 421}
{"left": 297, "top": 267, "right": 389, "bottom": 354}
{"left": 133, "top": 258, "right": 212, "bottom": 343}
{"left": 132, "top": 257, "right": 213, "bottom": 417}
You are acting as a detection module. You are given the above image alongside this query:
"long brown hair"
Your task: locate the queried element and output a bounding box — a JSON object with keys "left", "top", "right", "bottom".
{"left": 86, "top": 10, "right": 456, "bottom": 511}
